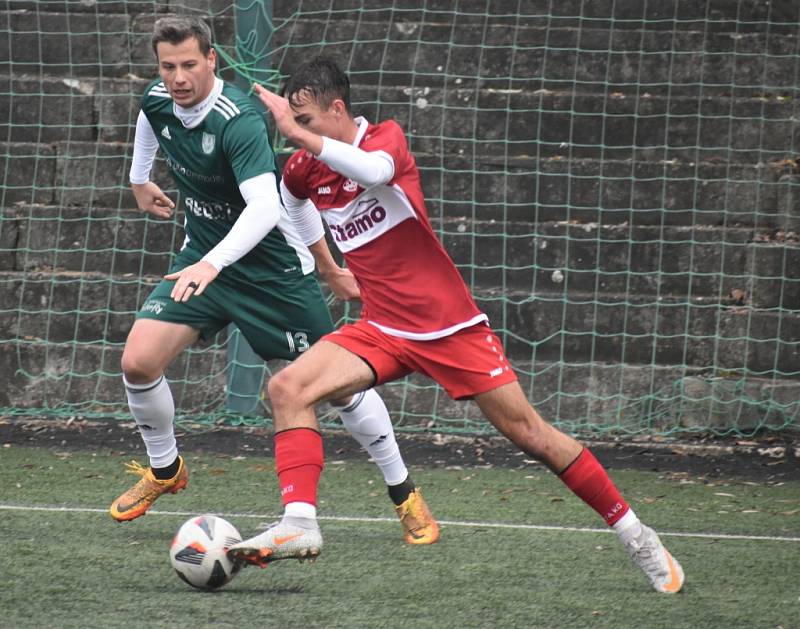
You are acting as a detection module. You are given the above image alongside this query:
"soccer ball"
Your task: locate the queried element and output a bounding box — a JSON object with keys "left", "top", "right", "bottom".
{"left": 169, "top": 515, "right": 242, "bottom": 590}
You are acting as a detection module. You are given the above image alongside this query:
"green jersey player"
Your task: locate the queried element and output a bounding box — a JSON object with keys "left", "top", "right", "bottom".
{"left": 109, "top": 16, "right": 438, "bottom": 547}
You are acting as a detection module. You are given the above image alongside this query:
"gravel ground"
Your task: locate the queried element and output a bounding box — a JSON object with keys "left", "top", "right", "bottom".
{"left": 2, "top": 416, "right": 798, "bottom": 483}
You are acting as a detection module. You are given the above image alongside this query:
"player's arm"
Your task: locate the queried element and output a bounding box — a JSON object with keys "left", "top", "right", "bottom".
{"left": 165, "top": 173, "right": 282, "bottom": 302}
{"left": 281, "top": 179, "right": 360, "bottom": 300}
{"left": 253, "top": 83, "right": 394, "bottom": 189}
{"left": 129, "top": 110, "right": 175, "bottom": 219}
{"left": 316, "top": 137, "right": 394, "bottom": 189}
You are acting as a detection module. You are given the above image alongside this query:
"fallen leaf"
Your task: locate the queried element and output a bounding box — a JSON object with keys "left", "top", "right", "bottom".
{"left": 758, "top": 447, "right": 786, "bottom": 458}
{"left": 729, "top": 288, "right": 747, "bottom": 303}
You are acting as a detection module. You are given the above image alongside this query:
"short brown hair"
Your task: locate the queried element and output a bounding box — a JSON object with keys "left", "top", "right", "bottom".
{"left": 283, "top": 55, "right": 352, "bottom": 113}
{"left": 151, "top": 16, "right": 213, "bottom": 57}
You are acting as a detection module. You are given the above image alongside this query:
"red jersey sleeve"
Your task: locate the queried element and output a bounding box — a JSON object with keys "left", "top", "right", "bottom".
{"left": 282, "top": 150, "right": 312, "bottom": 199}
{"left": 359, "top": 120, "right": 410, "bottom": 183}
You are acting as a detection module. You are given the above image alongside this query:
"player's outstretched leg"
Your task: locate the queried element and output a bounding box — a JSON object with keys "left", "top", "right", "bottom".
{"left": 475, "top": 382, "right": 684, "bottom": 593}
{"left": 229, "top": 427, "right": 325, "bottom": 567}
{"left": 333, "top": 388, "right": 440, "bottom": 545}
{"left": 109, "top": 456, "right": 188, "bottom": 521}
{"left": 559, "top": 448, "right": 685, "bottom": 593}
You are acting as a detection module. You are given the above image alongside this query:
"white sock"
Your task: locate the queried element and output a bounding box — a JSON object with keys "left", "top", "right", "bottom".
{"left": 613, "top": 508, "right": 642, "bottom": 541}
{"left": 123, "top": 374, "right": 178, "bottom": 469}
{"left": 284, "top": 502, "right": 317, "bottom": 521}
{"left": 335, "top": 389, "right": 409, "bottom": 486}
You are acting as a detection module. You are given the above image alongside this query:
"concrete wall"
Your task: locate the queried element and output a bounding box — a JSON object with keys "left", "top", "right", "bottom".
{"left": 0, "top": 0, "right": 798, "bottom": 432}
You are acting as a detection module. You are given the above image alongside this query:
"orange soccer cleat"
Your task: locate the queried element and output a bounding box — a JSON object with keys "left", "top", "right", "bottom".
{"left": 395, "top": 488, "right": 440, "bottom": 545}
{"left": 109, "top": 456, "right": 188, "bottom": 522}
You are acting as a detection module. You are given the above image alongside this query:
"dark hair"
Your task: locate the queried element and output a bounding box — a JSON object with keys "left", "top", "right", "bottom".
{"left": 283, "top": 55, "right": 351, "bottom": 113}
{"left": 151, "top": 16, "right": 213, "bottom": 56}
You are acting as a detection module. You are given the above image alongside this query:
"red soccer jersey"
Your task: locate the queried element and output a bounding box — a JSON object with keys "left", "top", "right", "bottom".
{"left": 282, "top": 117, "right": 487, "bottom": 340}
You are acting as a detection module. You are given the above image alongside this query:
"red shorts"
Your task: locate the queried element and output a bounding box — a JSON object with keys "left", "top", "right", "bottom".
{"left": 322, "top": 320, "right": 518, "bottom": 400}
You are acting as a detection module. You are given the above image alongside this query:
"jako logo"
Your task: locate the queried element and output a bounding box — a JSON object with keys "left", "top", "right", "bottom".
{"left": 330, "top": 198, "right": 387, "bottom": 242}
{"left": 317, "top": 185, "right": 331, "bottom": 195}
{"left": 605, "top": 502, "right": 624, "bottom": 521}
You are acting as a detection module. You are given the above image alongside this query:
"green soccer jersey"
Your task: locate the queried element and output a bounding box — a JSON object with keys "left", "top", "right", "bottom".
{"left": 140, "top": 78, "right": 311, "bottom": 282}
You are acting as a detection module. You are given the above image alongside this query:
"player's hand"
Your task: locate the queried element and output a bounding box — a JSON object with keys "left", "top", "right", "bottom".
{"left": 131, "top": 181, "right": 175, "bottom": 219}
{"left": 164, "top": 261, "right": 219, "bottom": 302}
{"left": 320, "top": 266, "right": 361, "bottom": 301}
{"left": 252, "top": 83, "right": 298, "bottom": 136}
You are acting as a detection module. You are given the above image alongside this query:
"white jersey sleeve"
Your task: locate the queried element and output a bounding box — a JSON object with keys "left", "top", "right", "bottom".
{"left": 280, "top": 179, "right": 326, "bottom": 246}
{"left": 200, "top": 172, "right": 282, "bottom": 271}
{"left": 318, "top": 136, "right": 394, "bottom": 189}
{"left": 129, "top": 110, "right": 159, "bottom": 184}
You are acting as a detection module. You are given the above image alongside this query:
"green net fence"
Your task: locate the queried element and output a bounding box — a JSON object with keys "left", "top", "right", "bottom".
{"left": 1, "top": 0, "right": 798, "bottom": 436}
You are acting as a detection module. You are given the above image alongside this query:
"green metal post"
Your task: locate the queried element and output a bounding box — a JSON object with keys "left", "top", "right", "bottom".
{"left": 226, "top": 0, "right": 274, "bottom": 414}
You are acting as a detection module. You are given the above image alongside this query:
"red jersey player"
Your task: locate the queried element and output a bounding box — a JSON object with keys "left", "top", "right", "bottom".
{"left": 229, "top": 57, "right": 685, "bottom": 594}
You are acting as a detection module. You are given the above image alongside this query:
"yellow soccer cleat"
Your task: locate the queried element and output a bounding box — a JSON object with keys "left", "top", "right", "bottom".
{"left": 109, "top": 456, "right": 188, "bottom": 522}
{"left": 395, "top": 488, "right": 440, "bottom": 545}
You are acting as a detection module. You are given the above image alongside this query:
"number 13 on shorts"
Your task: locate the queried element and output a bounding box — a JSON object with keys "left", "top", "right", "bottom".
{"left": 285, "top": 331, "right": 310, "bottom": 353}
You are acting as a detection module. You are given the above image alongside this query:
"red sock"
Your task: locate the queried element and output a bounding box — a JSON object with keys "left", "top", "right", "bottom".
{"left": 559, "top": 448, "right": 629, "bottom": 526}
{"left": 274, "top": 428, "right": 324, "bottom": 507}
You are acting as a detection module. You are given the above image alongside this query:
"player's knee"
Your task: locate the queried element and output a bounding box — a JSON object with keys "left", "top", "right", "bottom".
{"left": 266, "top": 369, "right": 304, "bottom": 411}
{"left": 120, "top": 348, "right": 161, "bottom": 384}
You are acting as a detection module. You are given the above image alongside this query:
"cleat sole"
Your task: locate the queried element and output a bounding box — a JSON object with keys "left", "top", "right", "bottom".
{"left": 229, "top": 546, "right": 320, "bottom": 567}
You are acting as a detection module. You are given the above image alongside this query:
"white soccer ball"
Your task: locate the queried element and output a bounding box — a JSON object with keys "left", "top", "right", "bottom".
{"left": 169, "top": 515, "right": 242, "bottom": 590}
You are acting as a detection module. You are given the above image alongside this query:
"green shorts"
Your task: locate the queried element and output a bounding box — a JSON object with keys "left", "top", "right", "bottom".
{"left": 136, "top": 262, "right": 334, "bottom": 362}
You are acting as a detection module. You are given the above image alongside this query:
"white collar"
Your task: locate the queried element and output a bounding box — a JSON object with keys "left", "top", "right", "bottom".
{"left": 173, "top": 77, "right": 224, "bottom": 129}
{"left": 352, "top": 116, "right": 369, "bottom": 145}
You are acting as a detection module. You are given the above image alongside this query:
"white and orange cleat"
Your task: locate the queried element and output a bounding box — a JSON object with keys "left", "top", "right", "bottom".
{"left": 228, "top": 517, "right": 322, "bottom": 567}
{"left": 622, "top": 524, "right": 685, "bottom": 593}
